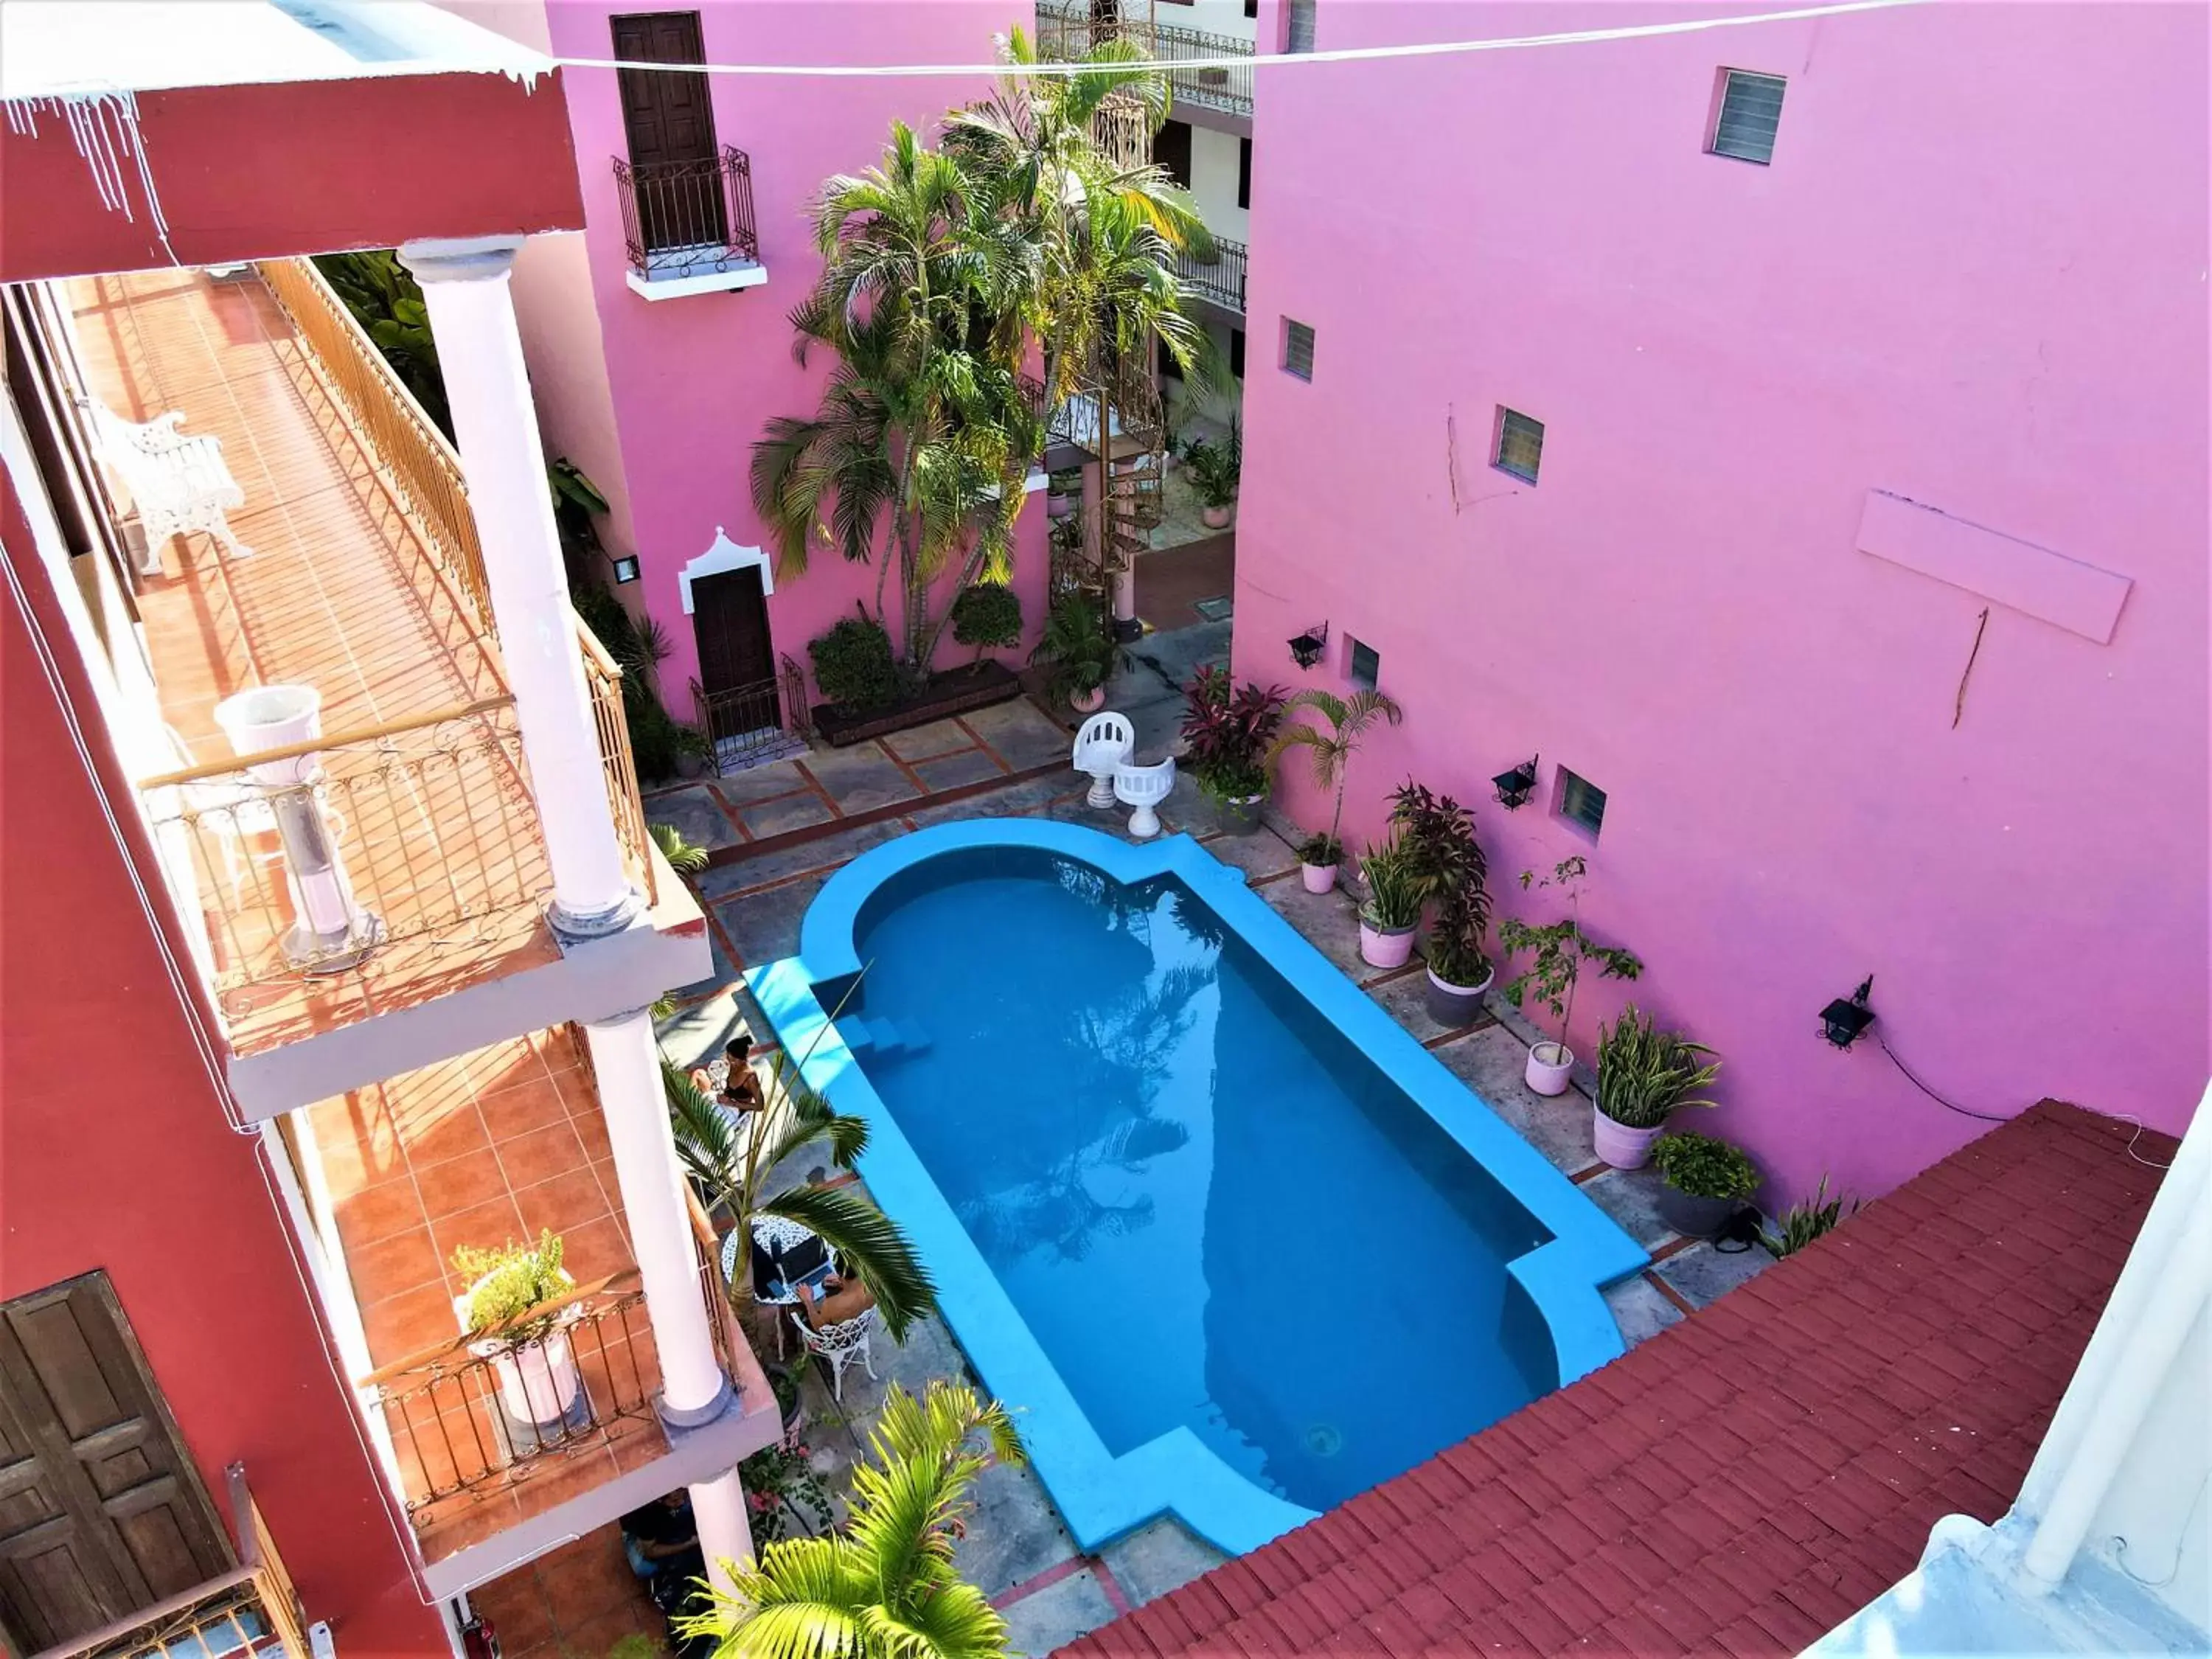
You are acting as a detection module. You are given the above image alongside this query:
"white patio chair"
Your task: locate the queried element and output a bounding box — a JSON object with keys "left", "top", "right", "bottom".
{"left": 1113, "top": 755, "right": 1176, "bottom": 839}
{"left": 788, "top": 1306, "right": 880, "bottom": 1402}
{"left": 91, "top": 403, "right": 251, "bottom": 572}
{"left": 1072, "top": 711, "right": 1134, "bottom": 807}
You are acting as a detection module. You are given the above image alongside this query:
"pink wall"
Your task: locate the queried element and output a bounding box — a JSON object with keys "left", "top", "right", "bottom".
{"left": 1237, "top": 1, "right": 2208, "bottom": 1203}
{"left": 543, "top": 0, "right": 1046, "bottom": 721}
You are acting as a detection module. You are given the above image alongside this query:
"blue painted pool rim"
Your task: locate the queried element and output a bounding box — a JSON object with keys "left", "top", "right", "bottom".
{"left": 746, "top": 818, "right": 1648, "bottom": 1557}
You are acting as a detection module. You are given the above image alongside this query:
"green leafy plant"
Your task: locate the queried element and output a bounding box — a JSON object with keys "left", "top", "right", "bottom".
{"left": 606, "top": 1636, "right": 660, "bottom": 1659}
{"left": 314, "top": 251, "right": 451, "bottom": 434}
{"left": 1762, "top": 1175, "right": 1857, "bottom": 1258}
{"left": 1359, "top": 836, "right": 1425, "bottom": 931}
{"left": 739, "top": 1439, "right": 835, "bottom": 1545}
{"left": 949, "top": 583, "right": 1023, "bottom": 658}
{"left": 626, "top": 696, "right": 686, "bottom": 784}
{"left": 1295, "top": 832, "right": 1342, "bottom": 869}
{"left": 451, "top": 1232, "right": 568, "bottom": 1339}
{"left": 679, "top": 1382, "right": 1023, "bottom": 1659}
{"left": 1391, "top": 782, "right": 1491, "bottom": 987}
{"left": 1495, "top": 856, "right": 1642, "bottom": 1061}
{"left": 1032, "top": 593, "right": 1120, "bottom": 703}
{"left": 1181, "top": 425, "right": 1242, "bottom": 509}
{"left": 1651, "top": 1132, "right": 1760, "bottom": 1202}
{"left": 1180, "top": 665, "right": 1285, "bottom": 802}
{"left": 1593, "top": 1006, "right": 1721, "bottom": 1129}
{"left": 1273, "top": 688, "right": 1402, "bottom": 866}
{"left": 651, "top": 822, "right": 711, "bottom": 877}
{"left": 809, "top": 613, "right": 901, "bottom": 715}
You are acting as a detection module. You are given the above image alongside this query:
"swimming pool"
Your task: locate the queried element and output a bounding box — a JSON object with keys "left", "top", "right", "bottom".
{"left": 748, "top": 820, "right": 1646, "bottom": 1554}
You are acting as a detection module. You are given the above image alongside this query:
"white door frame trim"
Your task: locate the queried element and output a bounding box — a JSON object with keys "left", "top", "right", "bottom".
{"left": 678, "top": 527, "right": 774, "bottom": 616}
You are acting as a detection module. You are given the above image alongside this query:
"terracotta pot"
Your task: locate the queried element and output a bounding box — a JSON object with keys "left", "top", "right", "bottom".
{"left": 1360, "top": 921, "right": 1417, "bottom": 969}
{"left": 1071, "top": 684, "right": 1106, "bottom": 714}
{"left": 1657, "top": 1187, "right": 1739, "bottom": 1239}
{"left": 1592, "top": 1109, "right": 1663, "bottom": 1170}
{"left": 1525, "top": 1041, "right": 1575, "bottom": 1096}
{"left": 1423, "top": 960, "right": 1495, "bottom": 1027}
{"left": 1200, "top": 503, "right": 1234, "bottom": 530}
{"left": 1301, "top": 860, "right": 1338, "bottom": 894}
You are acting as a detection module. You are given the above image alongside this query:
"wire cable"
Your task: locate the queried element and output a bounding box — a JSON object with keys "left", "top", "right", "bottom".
{"left": 1875, "top": 1033, "right": 2012, "bottom": 1124}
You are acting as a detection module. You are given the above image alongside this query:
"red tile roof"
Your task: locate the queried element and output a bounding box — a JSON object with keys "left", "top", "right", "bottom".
{"left": 1060, "top": 1101, "right": 2174, "bottom": 1659}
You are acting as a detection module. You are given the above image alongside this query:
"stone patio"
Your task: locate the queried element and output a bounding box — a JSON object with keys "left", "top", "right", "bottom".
{"left": 650, "top": 723, "right": 1773, "bottom": 1654}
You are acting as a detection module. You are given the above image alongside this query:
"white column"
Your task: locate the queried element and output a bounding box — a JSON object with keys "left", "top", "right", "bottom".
{"left": 688, "top": 1464, "right": 757, "bottom": 1600}
{"left": 399, "top": 236, "right": 639, "bottom": 939}
{"left": 581, "top": 1009, "right": 734, "bottom": 1427}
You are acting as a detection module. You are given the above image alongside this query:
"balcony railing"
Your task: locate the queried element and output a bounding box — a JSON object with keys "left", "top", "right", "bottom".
{"left": 1179, "top": 234, "right": 1248, "bottom": 313}
{"left": 615, "top": 147, "right": 761, "bottom": 283}
{"left": 577, "top": 613, "right": 660, "bottom": 904}
{"left": 689, "top": 675, "right": 784, "bottom": 771}
{"left": 1034, "top": 3, "right": 1254, "bottom": 120}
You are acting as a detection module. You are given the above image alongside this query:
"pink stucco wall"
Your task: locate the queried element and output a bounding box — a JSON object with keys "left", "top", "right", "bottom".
{"left": 1237, "top": 1, "right": 2209, "bottom": 1203}
{"left": 540, "top": 0, "right": 1046, "bottom": 720}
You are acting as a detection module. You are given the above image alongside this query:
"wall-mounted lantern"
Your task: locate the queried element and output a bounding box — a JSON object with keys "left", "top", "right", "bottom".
{"left": 1820, "top": 977, "right": 1876, "bottom": 1048}
{"left": 1289, "top": 622, "right": 1329, "bottom": 669}
{"left": 610, "top": 554, "right": 641, "bottom": 585}
{"left": 1492, "top": 757, "right": 1540, "bottom": 810}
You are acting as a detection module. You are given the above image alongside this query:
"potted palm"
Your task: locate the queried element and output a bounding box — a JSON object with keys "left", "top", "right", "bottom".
{"left": 1182, "top": 430, "right": 1242, "bottom": 530}
{"left": 1651, "top": 1130, "right": 1761, "bottom": 1239}
{"left": 1357, "top": 836, "right": 1424, "bottom": 968}
{"left": 1391, "top": 783, "right": 1493, "bottom": 1024}
{"left": 1032, "top": 594, "right": 1119, "bottom": 713}
{"left": 1591, "top": 1006, "right": 1721, "bottom": 1169}
{"left": 1272, "top": 688, "right": 1402, "bottom": 893}
{"left": 1179, "top": 665, "right": 1285, "bottom": 835}
{"left": 1496, "top": 856, "right": 1644, "bottom": 1096}
{"left": 451, "top": 1232, "right": 585, "bottom": 1445}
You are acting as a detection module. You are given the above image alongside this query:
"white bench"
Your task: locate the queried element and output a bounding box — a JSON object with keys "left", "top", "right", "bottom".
{"left": 91, "top": 404, "right": 250, "bottom": 574}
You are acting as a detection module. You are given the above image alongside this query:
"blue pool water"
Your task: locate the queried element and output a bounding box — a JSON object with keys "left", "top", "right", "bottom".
{"left": 836, "top": 848, "right": 1556, "bottom": 1512}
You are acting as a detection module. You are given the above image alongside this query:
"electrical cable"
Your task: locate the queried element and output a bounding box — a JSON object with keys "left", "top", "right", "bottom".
{"left": 1875, "top": 1032, "right": 2012, "bottom": 1124}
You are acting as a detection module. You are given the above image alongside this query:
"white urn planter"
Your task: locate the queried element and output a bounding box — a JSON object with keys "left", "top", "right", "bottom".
{"left": 1591, "top": 1110, "right": 1663, "bottom": 1169}
{"left": 1525, "top": 1040, "right": 1575, "bottom": 1096}
{"left": 459, "top": 1273, "right": 586, "bottom": 1447}
{"left": 1359, "top": 920, "right": 1418, "bottom": 970}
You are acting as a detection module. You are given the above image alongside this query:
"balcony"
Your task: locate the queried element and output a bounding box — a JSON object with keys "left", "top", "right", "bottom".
{"left": 1036, "top": 1, "right": 1254, "bottom": 123}
{"left": 613, "top": 147, "right": 768, "bottom": 300}
{"left": 1179, "top": 234, "right": 1248, "bottom": 315}
{"left": 58, "top": 264, "right": 700, "bottom": 1112}
{"left": 305, "top": 1028, "right": 776, "bottom": 1591}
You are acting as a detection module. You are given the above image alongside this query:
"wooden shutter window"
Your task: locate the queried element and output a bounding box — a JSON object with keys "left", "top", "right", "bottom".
{"left": 1283, "top": 319, "right": 1315, "bottom": 381}
{"left": 1495, "top": 408, "right": 1544, "bottom": 483}
{"left": 1711, "top": 69, "right": 1787, "bottom": 164}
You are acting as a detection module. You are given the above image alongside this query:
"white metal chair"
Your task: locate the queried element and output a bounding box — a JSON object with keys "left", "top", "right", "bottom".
{"left": 1113, "top": 755, "right": 1176, "bottom": 839}
{"left": 91, "top": 403, "right": 251, "bottom": 573}
{"left": 788, "top": 1306, "right": 880, "bottom": 1402}
{"left": 1072, "top": 711, "right": 1134, "bottom": 808}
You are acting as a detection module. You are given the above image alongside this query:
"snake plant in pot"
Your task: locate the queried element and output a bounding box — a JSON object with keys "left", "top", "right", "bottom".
{"left": 1650, "top": 1130, "right": 1760, "bottom": 1239}
{"left": 1591, "top": 1006, "right": 1721, "bottom": 1169}
{"left": 1357, "top": 835, "right": 1425, "bottom": 968}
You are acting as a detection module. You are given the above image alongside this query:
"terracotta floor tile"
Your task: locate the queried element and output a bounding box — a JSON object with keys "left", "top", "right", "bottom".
{"left": 414, "top": 1150, "right": 510, "bottom": 1223}
{"left": 347, "top": 1226, "right": 446, "bottom": 1304}
{"left": 515, "top": 1167, "right": 615, "bottom": 1239}
{"left": 432, "top": 1195, "right": 532, "bottom": 1269}
{"left": 498, "top": 1121, "right": 591, "bottom": 1190}
{"left": 360, "top": 1282, "right": 462, "bottom": 1362}
{"left": 333, "top": 1177, "right": 428, "bottom": 1252}
{"left": 481, "top": 1078, "right": 571, "bottom": 1142}
{"left": 571, "top": 1107, "right": 616, "bottom": 1166}
{"left": 560, "top": 1217, "right": 634, "bottom": 1285}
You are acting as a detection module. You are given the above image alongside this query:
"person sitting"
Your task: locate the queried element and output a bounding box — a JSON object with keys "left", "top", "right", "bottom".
{"left": 619, "top": 1490, "right": 703, "bottom": 1584}
{"left": 717, "top": 1037, "right": 765, "bottom": 1113}
{"left": 793, "top": 1267, "right": 876, "bottom": 1329}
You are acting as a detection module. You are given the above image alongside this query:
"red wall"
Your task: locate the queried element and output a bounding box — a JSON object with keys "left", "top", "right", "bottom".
{"left": 0, "top": 482, "right": 448, "bottom": 1655}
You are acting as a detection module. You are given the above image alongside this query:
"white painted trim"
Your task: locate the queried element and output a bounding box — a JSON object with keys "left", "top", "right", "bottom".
{"left": 625, "top": 262, "right": 770, "bottom": 301}
{"left": 678, "top": 526, "right": 773, "bottom": 615}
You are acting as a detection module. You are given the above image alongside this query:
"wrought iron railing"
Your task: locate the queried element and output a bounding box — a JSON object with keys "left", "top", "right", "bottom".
{"left": 577, "top": 611, "right": 659, "bottom": 905}
{"left": 137, "top": 701, "right": 552, "bottom": 1022}
{"left": 616, "top": 146, "right": 761, "bottom": 282}
{"left": 689, "top": 676, "right": 785, "bottom": 773}
{"left": 1178, "top": 234, "right": 1248, "bottom": 313}
{"left": 1034, "top": 3, "right": 1254, "bottom": 119}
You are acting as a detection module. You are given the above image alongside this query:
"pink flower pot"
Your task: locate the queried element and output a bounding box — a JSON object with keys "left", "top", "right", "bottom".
{"left": 1525, "top": 1042, "right": 1574, "bottom": 1096}
{"left": 1200, "top": 504, "right": 1234, "bottom": 530}
{"left": 1301, "top": 860, "right": 1338, "bottom": 894}
{"left": 1591, "top": 1109, "right": 1663, "bottom": 1169}
{"left": 1359, "top": 922, "right": 1416, "bottom": 969}
{"left": 1071, "top": 685, "right": 1106, "bottom": 714}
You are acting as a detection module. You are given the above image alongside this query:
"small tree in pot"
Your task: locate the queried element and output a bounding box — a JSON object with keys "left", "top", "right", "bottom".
{"left": 1495, "top": 855, "right": 1642, "bottom": 1097}
{"left": 1179, "top": 665, "right": 1285, "bottom": 833}
{"left": 1650, "top": 1130, "right": 1760, "bottom": 1239}
{"left": 1272, "top": 688, "right": 1402, "bottom": 892}
{"left": 452, "top": 1232, "right": 585, "bottom": 1447}
{"left": 1391, "top": 782, "right": 1492, "bottom": 1024}
{"left": 1591, "top": 1006, "right": 1720, "bottom": 1169}
{"left": 949, "top": 582, "right": 1023, "bottom": 664}
{"left": 1357, "top": 835, "right": 1425, "bottom": 968}
{"left": 1032, "top": 594, "right": 1120, "bottom": 712}
{"left": 1182, "top": 427, "right": 1242, "bottom": 529}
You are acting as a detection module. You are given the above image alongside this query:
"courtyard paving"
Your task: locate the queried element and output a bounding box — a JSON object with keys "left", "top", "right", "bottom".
{"left": 650, "top": 694, "right": 1771, "bottom": 1653}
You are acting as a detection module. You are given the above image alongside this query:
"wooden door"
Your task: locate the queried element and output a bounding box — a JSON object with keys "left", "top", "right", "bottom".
{"left": 1152, "top": 120, "right": 1192, "bottom": 190}
{"left": 0, "top": 1275, "right": 232, "bottom": 1652}
{"left": 612, "top": 12, "right": 724, "bottom": 253}
{"left": 693, "top": 568, "right": 776, "bottom": 700}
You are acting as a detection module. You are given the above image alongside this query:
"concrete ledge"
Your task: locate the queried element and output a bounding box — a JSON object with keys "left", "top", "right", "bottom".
{"left": 1856, "top": 489, "right": 2132, "bottom": 644}
{"left": 625, "top": 261, "right": 770, "bottom": 301}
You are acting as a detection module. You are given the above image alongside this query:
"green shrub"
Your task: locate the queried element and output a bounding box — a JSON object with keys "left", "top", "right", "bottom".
{"left": 1296, "top": 832, "right": 1342, "bottom": 867}
{"left": 452, "top": 1231, "right": 568, "bottom": 1335}
{"left": 1762, "top": 1175, "right": 1857, "bottom": 1257}
{"left": 626, "top": 695, "right": 684, "bottom": 782}
{"left": 1032, "top": 594, "right": 1119, "bottom": 704}
{"left": 809, "top": 615, "right": 900, "bottom": 714}
{"left": 1651, "top": 1132, "right": 1759, "bottom": 1201}
{"left": 950, "top": 584, "right": 1023, "bottom": 653}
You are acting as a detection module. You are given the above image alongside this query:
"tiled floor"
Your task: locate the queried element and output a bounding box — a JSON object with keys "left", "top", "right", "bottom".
{"left": 1132, "top": 532, "right": 1234, "bottom": 632}
{"left": 306, "top": 1027, "right": 669, "bottom": 1560}
{"left": 69, "top": 268, "right": 557, "bottom": 1050}
{"left": 465, "top": 1524, "right": 673, "bottom": 1658}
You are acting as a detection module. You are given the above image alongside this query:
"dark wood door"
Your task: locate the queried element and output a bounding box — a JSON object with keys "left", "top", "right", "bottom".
{"left": 693, "top": 566, "right": 779, "bottom": 737}
{"left": 612, "top": 12, "right": 723, "bottom": 253}
{"left": 1152, "top": 120, "right": 1192, "bottom": 189}
{"left": 0, "top": 1275, "right": 232, "bottom": 1652}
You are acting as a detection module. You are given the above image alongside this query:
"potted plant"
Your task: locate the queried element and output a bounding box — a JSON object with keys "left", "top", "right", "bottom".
{"left": 1591, "top": 1006, "right": 1721, "bottom": 1169}
{"left": 808, "top": 613, "right": 900, "bottom": 717}
{"left": 1651, "top": 1131, "right": 1760, "bottom": 1239}
{"left": 1032, "top": 594, "right": 1120, "bottom": 713}
{"left": 1391, "top": 783, "right": 1493, "bottom": 1025}
{"left": 1495, "top": 855, "right": 1643, "bottom": 1096}
{"left": 1357, "top": 835, "right": 1424, "bottom": 968}
{"left": 949, "top": 582, "right": 1023, "bottom": 664}
{"left": 1046, "top": 466, "right": 1082, "bottom": 520}
{"left": 1179, "top": 664, "right": 1284, "bottom": 834}
{"left": 673, "top": 722, "right": 716, "bottom": 779}
{"left": 451, "top": 1232, "right": 584, "bottom": 1444}
{"left": 1182, "top": 429, "right": 1242, "bottom": 530}
{"left": 1272, "top": 688, "right": 1402, "bottom": 893}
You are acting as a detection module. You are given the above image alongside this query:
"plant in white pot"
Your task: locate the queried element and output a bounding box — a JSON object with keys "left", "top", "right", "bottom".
{"left": 1495, "top": 855, "right": 1643, "bottom": 1097}
{"left": 1390, "top": 782, "right": 1492, "bottom": 1025}
{"left": 1182, "top": 428, "right": 1242, "bottom": 530}
{"left": 1591, "top": 1006, "right": 1721, "bottom": 1169}
{"left": 1272, "top": 687, "right": 1402, "bottom": 894}
{"left": 452, "top": 1231, "right": 586, "bottom": 1449}
{"left": 1650, "top": 1130, "right": 1761, "bottom": 1239}
{"left": 1357, "top": 835, "right": 1425, "bottom": 968}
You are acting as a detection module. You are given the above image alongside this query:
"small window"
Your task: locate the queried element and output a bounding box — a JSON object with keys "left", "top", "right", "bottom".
{"left": 1152, "top": 119, "right": 1193, "bottom": 189}
{"left": 1229, "top": 327, "right": 1246, "bottom": 380}
{"left": 1709, "top": 69, "right": 1786, "bottom": 164}
{"left": 1495, "top": 408, "right": 1543, "bottom": 483}
{"left": 1245, "top": 0, "right": 1259, "bottom": 16}
{"left": 1559, "top": 770, "right": 1607, "bottom": 838}
{"left": 1286, "top": 0, "right": 1316, "bottom": 53}
{"left": 1283, "top": 319, "right": 1315, "bottom": 380}
{"left": 1158, "top": 337, "right": 1182, "bottom": 382}
{"left": 1237, "top": 138, "right": 1252, "bottom": 209}
{"left": 1348, "top": 637, "right": 1380, "bottom": 691}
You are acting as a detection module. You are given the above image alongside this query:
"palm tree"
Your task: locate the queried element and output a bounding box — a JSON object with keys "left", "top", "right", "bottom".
{"left": 665, "top": 1051, "right": 936, "bottom": 1341}
{"left": 1271, "top": 688, "right": 1404, "bottom": 861}
{"left": 681, "top": 1381, "right": 1023, "bottom": 1659}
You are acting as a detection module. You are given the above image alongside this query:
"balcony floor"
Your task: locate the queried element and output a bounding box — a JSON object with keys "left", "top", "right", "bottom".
{"left": 69, "top": 268, "right": 560, "bottom": 1051}
{"left": 307, "top": 1028, "right": 671, "bottom": 1561}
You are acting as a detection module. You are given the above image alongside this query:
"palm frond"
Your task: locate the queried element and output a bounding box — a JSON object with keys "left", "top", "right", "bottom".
{"left": 763, "top": 1182, "right": 937, "bottom": 1340}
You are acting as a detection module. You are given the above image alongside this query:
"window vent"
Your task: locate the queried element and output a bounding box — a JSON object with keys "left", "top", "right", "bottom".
{"left": 1495, "top": 408, "right": 1544, "bottom": 484}
{"left": 1559, "top": 770, "right": 1607, "bottom": 838}
{"left": 1710, "top": 69, "right": 1786, "bottom": 164}
{"left": 1287, "top": 0, "right": 1316, "bottom": 54}
{"left": 1348, "top": 637, "right": 1380, "bottom": 691}
{"left": 1283, "top": 319, "right": 1315, "bottom": 381}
